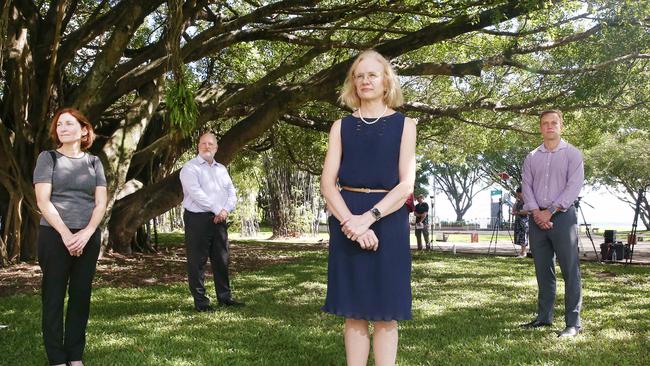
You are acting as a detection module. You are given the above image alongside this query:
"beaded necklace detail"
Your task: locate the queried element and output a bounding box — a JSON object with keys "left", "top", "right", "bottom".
{"left": 358, "top": 105, "right": 388, "bottom": 125}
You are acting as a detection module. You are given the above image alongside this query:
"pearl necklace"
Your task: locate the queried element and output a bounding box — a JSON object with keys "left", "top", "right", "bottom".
{"left": 358, "top": 105, "right": 388, "bottom": 125}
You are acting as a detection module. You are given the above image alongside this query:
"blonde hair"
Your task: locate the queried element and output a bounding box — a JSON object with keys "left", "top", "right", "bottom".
{"left": 339, "top": 50, "right": 404, "bottom": 109}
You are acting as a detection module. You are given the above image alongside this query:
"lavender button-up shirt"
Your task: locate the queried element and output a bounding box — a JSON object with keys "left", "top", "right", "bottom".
{"left": 179, "top": 156, "right": 237, "bottom": 215}
{"left": 522, "top": 139, "right": 584, "bottom": 212}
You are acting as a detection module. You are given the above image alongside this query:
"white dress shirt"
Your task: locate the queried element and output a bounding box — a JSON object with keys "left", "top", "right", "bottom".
{"left": 179, "top": 156, "right": 237, "bottom": 214}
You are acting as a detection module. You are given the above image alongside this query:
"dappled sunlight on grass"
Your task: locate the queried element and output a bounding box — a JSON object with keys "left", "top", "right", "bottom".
{"left": 1, "top": 248, "right": 649, "bottom": 365}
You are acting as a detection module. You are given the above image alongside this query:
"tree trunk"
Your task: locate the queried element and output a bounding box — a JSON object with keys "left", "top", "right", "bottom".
{"left": 641, "top": 195, "right": 650, "bottom": 231}
{"left": 99, "top": 78, "right": 163, "bottom": 253}
{"left": 262, "top": 150, "right": 320, "bottom": 239}
{"left": 108, "top": 172, "right": 183, "bottom": 252}
{"left": 0, "top": 170, "right": 40, "bottom": 264}
{"left": 263, "top": 153, "right": 296, "bottom": 238}
{"left": 0, "top": 4, "right": 64, "bottom": 264}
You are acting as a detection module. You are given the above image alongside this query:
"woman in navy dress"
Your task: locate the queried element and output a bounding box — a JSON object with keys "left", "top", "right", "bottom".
{"left": 321, "top": 50, "right": 416, "bottom": 366}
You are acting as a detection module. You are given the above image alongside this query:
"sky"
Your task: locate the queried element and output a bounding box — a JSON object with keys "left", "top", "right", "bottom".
{"left": 429, "top": 184, "right": 638, "bottom": 231}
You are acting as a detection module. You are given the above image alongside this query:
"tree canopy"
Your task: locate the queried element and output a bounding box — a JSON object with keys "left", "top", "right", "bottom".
{"left": 1, "top": 0, "right": 649, "bottom": 265}
{"left": 588, "top": 132, "right": 650, "bottom": 229}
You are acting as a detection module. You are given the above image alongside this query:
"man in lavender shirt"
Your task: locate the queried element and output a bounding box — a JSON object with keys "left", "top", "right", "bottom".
{"left": 180, "top": 132, "right": 244, "bottom": 311}
{"left": 520, "top": 109, "right": 584, "bottom": 337}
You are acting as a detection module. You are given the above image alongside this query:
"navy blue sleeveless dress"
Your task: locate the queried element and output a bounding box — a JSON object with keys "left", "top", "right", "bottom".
{"left": 322, "top": 112, "right": 412, "bottom": 321}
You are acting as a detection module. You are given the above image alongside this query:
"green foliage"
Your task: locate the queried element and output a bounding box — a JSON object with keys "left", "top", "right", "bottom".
{"left": 2, "top": 247, "right": 650, "bottom": 365}
{"left": 274, "top": 121, "right": 329, "bottom": 175}
{"left": 586, "top": 131, "right": 650, "bottom": 228}
{"left": 229, "top": 152, "right": 264, "bottom": 236}
{"left": 415, "top": 161, "right": 433, "bottom": 197}
{"left": 478, "top": 131, "right": 539, "bottom": 193}
{"left": 587, "top": 132, "right": 650, "bottom": 190}
{"left": 165, "top": 76, "right": 198, "bottom": 137}
{"left": 260, "top": 147, "right": 322, "bottom": 238}
{"left": 5, "top": 0, "right": 650, "bottom": 262}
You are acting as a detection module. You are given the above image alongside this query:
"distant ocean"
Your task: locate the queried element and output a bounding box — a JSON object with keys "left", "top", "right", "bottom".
{"left": 583, "top": 221, "right": 637, "bottom": 231}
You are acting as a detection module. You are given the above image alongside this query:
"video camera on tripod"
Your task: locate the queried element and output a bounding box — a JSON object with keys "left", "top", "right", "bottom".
{"left": 572, "top": 196, "right": 600, "bottom": 260}
{"left": 573, "top": 196, "right": 589, "bottom": 209}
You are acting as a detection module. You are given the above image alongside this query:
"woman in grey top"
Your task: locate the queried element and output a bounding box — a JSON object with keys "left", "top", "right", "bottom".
{"left": 33, "top": 108, "right": 107, "bottom": 366}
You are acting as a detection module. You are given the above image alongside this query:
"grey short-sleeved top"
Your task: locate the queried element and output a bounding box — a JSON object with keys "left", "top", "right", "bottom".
{"left": 33, "top": 150, "right": 107, "bottom": 229}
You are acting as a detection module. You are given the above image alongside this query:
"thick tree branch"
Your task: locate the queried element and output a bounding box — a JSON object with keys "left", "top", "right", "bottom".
{"left": 376, "top": 0, "right": 549, "bottom": 58}
{"left": 12, "top": 0, "right": 40, "bottom": 29}
{"left": 282, "top": 114, "right": 331, "bottom": 133}
{"left": 399, "top": 60, "right": 484, "bottom": 77}
{"left": 480, "top": 11, "right": 595, "bottom": 37}
{"left": 70, "top": 2, "right": 151, "bottom": 116}
{"left": 57, "top": 0, "right": 165, "bottom": 68}
{"left": 32, "top": 0, "right": 68, "bottom": 135}
{"left": 511, "top": 23, "right": 603, "bottom": 55}
{"left": 504, "top": 52, "right": 650, "bottom": 75}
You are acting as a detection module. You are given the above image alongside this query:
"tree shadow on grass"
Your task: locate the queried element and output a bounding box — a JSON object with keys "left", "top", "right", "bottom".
{"left": 1, "top": 250, "right": 648, "bottom": 365}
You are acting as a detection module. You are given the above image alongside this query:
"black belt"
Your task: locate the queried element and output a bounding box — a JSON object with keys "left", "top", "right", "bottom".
{"left": 184, "top": 209, "right": 214, "bottom": 216}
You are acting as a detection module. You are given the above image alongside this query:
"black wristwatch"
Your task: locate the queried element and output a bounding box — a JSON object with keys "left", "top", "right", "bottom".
{"left": 370, "top": 207, "right": 382, "bottom": 221}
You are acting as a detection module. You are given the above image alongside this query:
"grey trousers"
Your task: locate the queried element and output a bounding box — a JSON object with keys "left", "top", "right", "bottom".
{"left": 529, "top": 206, "right": 582, "bottom": 327}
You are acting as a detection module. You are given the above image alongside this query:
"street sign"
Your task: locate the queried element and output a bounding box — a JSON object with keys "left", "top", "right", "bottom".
{"left": 491, "top": 189, "right": 502, "bottom": 196}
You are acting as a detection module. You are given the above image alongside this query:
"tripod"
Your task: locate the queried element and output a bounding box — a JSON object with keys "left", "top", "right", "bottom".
{"left": 626, "top": 188, "right": 646, "bottom": 265}
{"left": 574, "top": 197, "right": 599, "bottom": 261}
{"left": 487, "top": 198, "right": 514, "bottom": 255}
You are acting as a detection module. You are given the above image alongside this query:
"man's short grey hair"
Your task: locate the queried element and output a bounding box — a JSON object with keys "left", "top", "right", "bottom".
{"left": 199, "top": 132, "right": 218, "bottom": 144}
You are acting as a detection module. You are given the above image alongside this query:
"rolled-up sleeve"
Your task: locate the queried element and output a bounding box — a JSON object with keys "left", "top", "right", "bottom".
{"left": 522, "top": 153, "right": 539, "bottom": 211}
{"left": 223, "top": 172, "right": 237, "bottom": 213}
{"left": 552, "top": 148, "right": 584, "bottom": 210}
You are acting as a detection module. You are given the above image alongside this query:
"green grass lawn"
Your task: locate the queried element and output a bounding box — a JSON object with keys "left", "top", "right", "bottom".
{"left": 158, "top": 228, "right": 516, "bottom": 246}
{"left": 1, "top": 241, "right": 649, "bottom": 365}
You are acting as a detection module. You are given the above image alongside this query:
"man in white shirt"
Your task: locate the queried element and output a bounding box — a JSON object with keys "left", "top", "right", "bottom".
{"left": 179, "top": 133, "right": 243, "bottom": 311}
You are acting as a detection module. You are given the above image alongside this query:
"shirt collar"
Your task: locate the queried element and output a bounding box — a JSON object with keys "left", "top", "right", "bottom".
{"left": 538, "top": 138, "right": 568, "bottom": 153}
{"left": 195, "top": 155, "right": 219, "bottom": 167}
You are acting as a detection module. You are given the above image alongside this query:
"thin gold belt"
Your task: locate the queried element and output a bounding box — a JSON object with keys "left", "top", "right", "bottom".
{"left": 340, "top": 186, "right": 389, "bottom": 193}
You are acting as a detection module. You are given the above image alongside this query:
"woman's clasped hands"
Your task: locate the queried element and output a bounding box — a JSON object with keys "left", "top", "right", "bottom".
{"left": 62, "top": 229, "right": 93, "bottom": 257}
{"left": 340, "top": 212, "right": 379, "bottom": 251}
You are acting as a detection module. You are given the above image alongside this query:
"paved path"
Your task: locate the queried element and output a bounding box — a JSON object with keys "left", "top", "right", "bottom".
{"left": 411, "top": 233, "right": 650, "bottom": 265}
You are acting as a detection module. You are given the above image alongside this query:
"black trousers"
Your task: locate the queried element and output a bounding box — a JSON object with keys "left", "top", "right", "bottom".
{"left": 183, "top": 210, "right": 231, "bottom": 308}
{"left": 38, "top": 225, "right": 100, "bottom": 365}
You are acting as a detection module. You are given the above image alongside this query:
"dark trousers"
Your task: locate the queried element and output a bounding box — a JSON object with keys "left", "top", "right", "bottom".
{"left": 415, "top": 227, "right": 430, "bottom": 249}
{"left": 183, "top": 210, "right": 231, "bottom": 308}
{"left": 38, "top": 225, "right": 100, "bottom": 365}
{"left": 529, "top": 206, "right": 582, "bottom": 327}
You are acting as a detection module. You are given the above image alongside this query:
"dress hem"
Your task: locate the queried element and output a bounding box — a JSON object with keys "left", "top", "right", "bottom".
{"left": 321, "top": 306, "right": 412, "bottom": 321}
